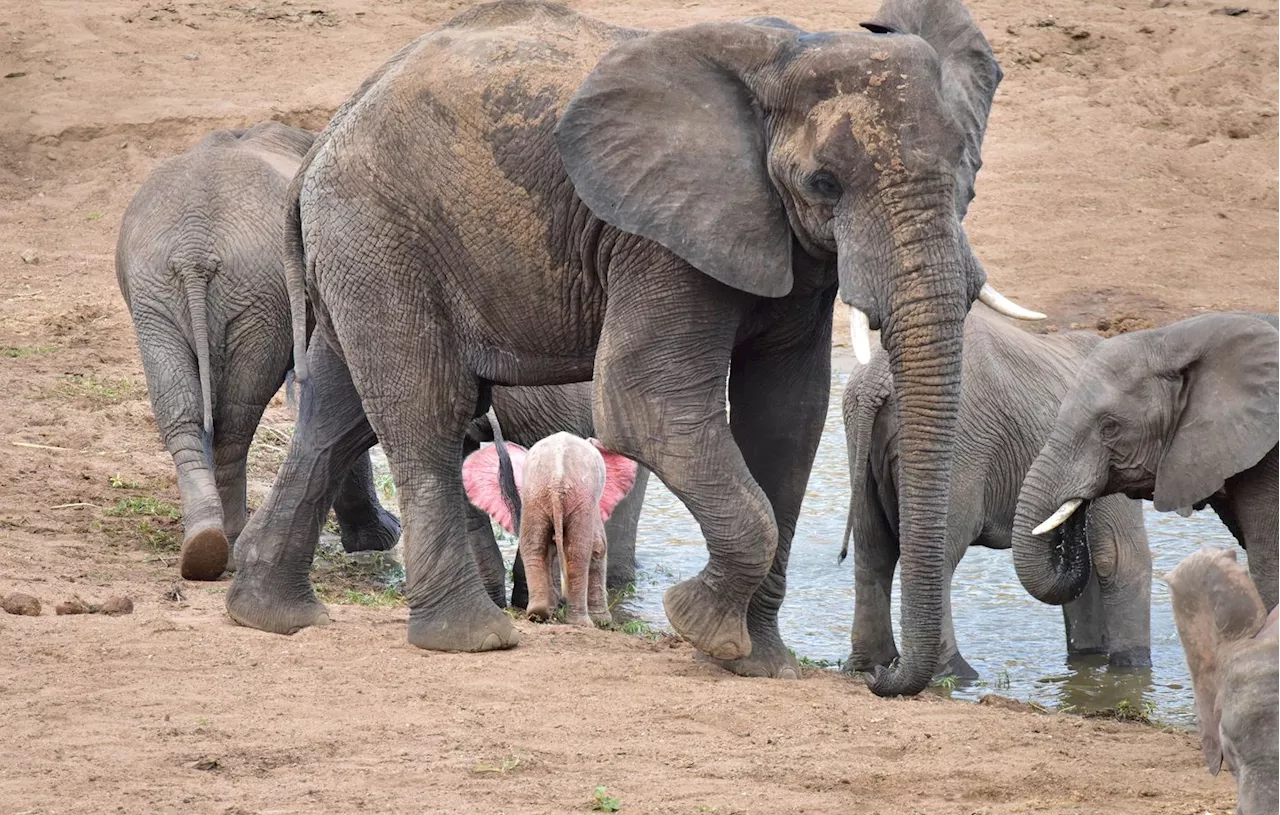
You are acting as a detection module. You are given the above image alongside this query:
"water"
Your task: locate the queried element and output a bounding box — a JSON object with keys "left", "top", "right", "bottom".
{"left": 369, "top": 371, "right": 1238, "bottom": 726}
{"left": 605, "top": 370, "right": 1235, "bottom": 727}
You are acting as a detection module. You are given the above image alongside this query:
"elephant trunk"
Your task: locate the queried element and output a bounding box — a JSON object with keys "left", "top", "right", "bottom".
{"left": 1012, "top": 446, "right": 1093, "bottom": 605}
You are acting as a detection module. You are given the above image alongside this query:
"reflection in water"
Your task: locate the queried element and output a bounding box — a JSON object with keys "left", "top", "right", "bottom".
{"left": 372, "top": 371, "right": 1238, "bottom": 727}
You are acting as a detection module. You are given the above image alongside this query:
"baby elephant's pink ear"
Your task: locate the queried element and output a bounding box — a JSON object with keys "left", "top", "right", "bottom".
{"left": 590, "top": 439, "right": 638, "bottom": 521}
{"left": 462, "top": 443, "right": 527, "bottom": 534}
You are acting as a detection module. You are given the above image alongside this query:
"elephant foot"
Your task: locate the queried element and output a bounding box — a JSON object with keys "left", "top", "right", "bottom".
{"left": 696, "top": 629, "right": 798, "bottom": 679}
{"left": 407, "top": 595, "right": 519, "bottom": 652}
{"left": 180, "top": 526, "right": 229, "bottom": 581}
{"left": 1108, "top": 646, "right": 1152, "bottom": 670}
{"left": 936, "top": 651, "right": 979, "bottom": 682}
{"left": 225, "top": 576, "right": 331, "bottom": 634}
{"left": 564, "top": 612, "right": 593, "bottom": 628}
{"left": 339, "top": 509, "right": 402, "bottom": 553}
{"left": 663, "top": 575, "right": 751, "bottom": 662}
{"left": 590, "top": 610, "right": 613, "bottom": 628}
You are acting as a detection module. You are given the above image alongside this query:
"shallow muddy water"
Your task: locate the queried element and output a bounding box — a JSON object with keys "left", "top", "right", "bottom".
{"left": 370, "top": 371, "right": 1239, "bottom": 726}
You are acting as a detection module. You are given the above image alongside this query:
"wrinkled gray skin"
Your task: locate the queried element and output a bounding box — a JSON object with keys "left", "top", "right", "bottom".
{"left": 1014, "top": 313, "right": 1279, "bottom": 611}
{"left": 115, "top": 122, "right": 401, "bottom": 580}
{"left": 1167, "top": 547, "right": 1279, "bottom": 815}
{"left": 841, "top": 304, "right": 1152, "bottom": 679}
{"left": 228, "top": 0, "right": 1007, "bottom": 695}
{"left": 465, "top": 384, "right": 651, "bottom": 608}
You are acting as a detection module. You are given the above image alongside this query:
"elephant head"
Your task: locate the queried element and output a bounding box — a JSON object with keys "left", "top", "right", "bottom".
{"left": 1013, "top": 313, "right": 1279, "bottom": 605}
{"left": 557, "top": 0, "right": 1034, "bottom": 696}
{"left": 1167, "top": 547, "right": 1279, "bottom": 815}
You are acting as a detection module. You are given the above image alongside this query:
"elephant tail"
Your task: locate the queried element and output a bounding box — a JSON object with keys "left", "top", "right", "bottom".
{"left": 283, "top": 168, "right": 310, "bottom": 385}
{"left": 488, "top": 409, "right": 522, "bottom": 532}
{"left": 552, "top": 490, "right": 567, "bottom": 600}
{"left": 839, "top": 368, "right": 891, "bottom": 564}
{"left": 177, "top": 263, "right": 215, "bottom": 465}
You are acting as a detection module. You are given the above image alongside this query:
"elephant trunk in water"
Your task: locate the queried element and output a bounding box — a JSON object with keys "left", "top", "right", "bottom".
{"left": 1011, "top": 437, "right": 1095, "bottom": 605}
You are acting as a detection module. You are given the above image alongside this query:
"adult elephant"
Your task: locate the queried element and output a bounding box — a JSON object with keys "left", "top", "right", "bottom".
{"left": 1014, "top": 312, "right": 1279, "bottom": 611}
{"left": 465, "top": 384, "right": 651, "bottom": 608}
{"left": 841, "top": 304, "right": 1151, "bottom": 680}
{"left": 228, "top": 0, "right": 1038, "bottom": 693}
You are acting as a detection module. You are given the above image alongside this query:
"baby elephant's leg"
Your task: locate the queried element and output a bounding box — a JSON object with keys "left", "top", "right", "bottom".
{"left": 561, "top": 511, "right": 596, "bottom": 627}
{"left": 588, "top": 528, "right": 611, "bottom": 627}
{"left": 520, "top": 509, "right": 556, "bottom": 621}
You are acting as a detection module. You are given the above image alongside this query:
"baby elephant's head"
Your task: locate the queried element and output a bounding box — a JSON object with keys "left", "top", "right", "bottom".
{"left": 1167, "top": 547, "right": 1278, "bottom": 815}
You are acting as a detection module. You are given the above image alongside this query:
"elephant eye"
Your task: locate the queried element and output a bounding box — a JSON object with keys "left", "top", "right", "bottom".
{"left": 807, "top": 170, "right": 843, "bottom": 201}
{"left": 1099, "top": 416, "right": 1121, "bottom": 440}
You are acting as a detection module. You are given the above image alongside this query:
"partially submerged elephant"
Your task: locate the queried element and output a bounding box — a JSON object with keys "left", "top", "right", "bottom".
{"left": 228, "top": 0, "right": 1041, "bottom": 693}
{"left": 464, "top": 425, "right": 637, "bottom": 626}
{"left": 841, "top": 304, "right": 1151, "bottom": 680}
{"left": 1167, "top": 547, "right": 1278, "bottom": 815}
{"left": 1014, "top": 312, "right": 1279, "bottom": 611}
{"left": 115, "top": 122, "right": 401, "bottom": 580}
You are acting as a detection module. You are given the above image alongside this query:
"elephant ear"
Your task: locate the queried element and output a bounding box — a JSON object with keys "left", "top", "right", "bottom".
{"left": 556, "top": 23, "right": 794, "bottom": 298}
{"left": 589, "top": 439, "right": 638, "bottom": 521}
{"left": 1153, "top": 314, "right": 1279, "bottom": 513}
{"left": 461, "top": 442, "right": 528, "bottom": 534}
{"left": 862, "top": 0, "right": 1003, "bottom": 220}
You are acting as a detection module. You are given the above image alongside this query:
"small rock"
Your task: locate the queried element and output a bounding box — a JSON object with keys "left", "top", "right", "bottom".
{"left": 1029, "top": 50, "right": 1043, "bottom": 62}
{"left": 56, "top": 597, "right": 91, "bottom": 615}
{"left": 98, "top": 596, "right": 134, "bottom": 615}
{"left": 2, "top": 592, "right": 41, "bottom": 616}
{"left": 3, "top": 71, "right": 27, "bottom": 79}
{"left": 20, "top": 249, "right": 38, "bottom": 264}
{"left": 183, "top": 52, "right": 199, "bottom": 61}
{"left": 1070, "top": 29, "right": 1091, "bottom": 39}
{"left": 1138, "top": 25, "right": 1155, "bottom": 33}
{"left": 192, "top": 758, "right": 220, "bottom": 771}
{"left": 1210, "top": 6, "right": 1249, "bottom": 15}
{"left": 1150, "top": 0, "right": 1172, "bottom": 6}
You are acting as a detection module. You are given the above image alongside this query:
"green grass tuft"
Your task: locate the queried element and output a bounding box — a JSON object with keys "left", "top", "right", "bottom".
{"left": 44, "top": 374, "right": 139, "bottom": 409}
{"left": 106, "top": 496, "right": 181, "bottom": 520}
{"left": 1, "top": 344, "right": 56, "bottom": 359}
{"left": 591, "top": 786, "right": 621, "bottom": 812}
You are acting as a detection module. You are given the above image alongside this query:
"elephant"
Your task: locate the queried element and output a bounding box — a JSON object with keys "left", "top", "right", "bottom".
{"left": 464, "top": 384, "right": 651, "bottom": 608}
{"left": 1167, "top": 546, "right": 1278, "bottom": 815}
{"left": 1013, "top": 312, "right": 1279, "bottom": 611}
{"left": 840, "top": 303, "right": 1152, "bottom": 680}
{"left": 226, "top": 0, "right": 1043, "bottom": 693}
{"left": 463, "top": 425, "right": 638, "bottom": 626}
{"left": 115, "top": 121, "right": 402, "bottom": 580}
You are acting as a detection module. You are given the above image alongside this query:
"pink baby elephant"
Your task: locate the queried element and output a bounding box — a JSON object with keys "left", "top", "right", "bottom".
{"left": 463, "top": 431, "right": 637, "bottom": 627}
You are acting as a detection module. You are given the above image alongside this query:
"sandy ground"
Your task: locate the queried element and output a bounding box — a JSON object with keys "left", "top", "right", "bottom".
{"left": 0, "top": 0, "right": 1275, "bottom": 811}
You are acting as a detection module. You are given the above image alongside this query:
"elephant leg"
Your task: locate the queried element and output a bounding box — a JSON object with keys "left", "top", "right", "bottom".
{"left": 339, "top": 325, "right": 516, "bottom": 652}
{"left": 1062, "top": 571, "right": 1107, "bottom": 657}
{"left": 332, "top": 450, "right": 402, "bottom": 554}
{"left": 465, "top": 500, "right": 509, "bottom": 608}
{"left": 561, "top": 512, "right": 595, "bottom": 628}
{"left": 605, "top": 465, "right": 647, "bottom": 592}
{"left": 225, "top": 331, "right": 377, "bottom": 634}
{"left": 589, "top": 531, "right": 611, "bottom": 627}
{"left": 592, "top": 261, "right": 763, "bottom": 663}
{"left": 1085, "top": 496, "right": 1152, "bottom": 668}
{"left": 847, "top": 500, "right": 899, "bottom": 673}
{"left": 520, "top": 509, "right": 555, "bottom": 622}
{"left": 701, "top": 290, "right": 836, "bottom": 679}
{"left": 133, "top": 310, "right": 225, "bottom": 580}
{"left": 936, "top": 543, "right": 978, "bottom": 681}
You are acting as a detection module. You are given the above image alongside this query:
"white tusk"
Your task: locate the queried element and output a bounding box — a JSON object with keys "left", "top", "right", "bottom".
{"left": 850, "top": 307, "right": 873, "bottom": 364}
{"left": 1032, "top": 498, "right": 1084, "bottom": 536}
{"left": 979, "top": 283, "right": 1047, "bottom": 321}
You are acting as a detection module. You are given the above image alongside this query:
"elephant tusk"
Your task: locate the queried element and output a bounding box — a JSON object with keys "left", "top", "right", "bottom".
{"left": 979, "top": 283, "right": 1047, "bottom": 321}
{"left": 1032, "top": 498, "right": 1084, "bottom": 536}
{"left": 850, "top": 307, "right": 873, "bottom": 364}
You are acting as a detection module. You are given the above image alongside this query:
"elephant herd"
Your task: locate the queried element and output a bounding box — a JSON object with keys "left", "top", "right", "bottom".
{"left": 111, "top": 0, "right": 1276, "bottom": 810}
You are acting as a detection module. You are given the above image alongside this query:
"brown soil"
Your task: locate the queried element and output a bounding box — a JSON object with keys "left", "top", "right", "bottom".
{"left": 1, "top": 0, "right": 1273, "bottom": 812}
